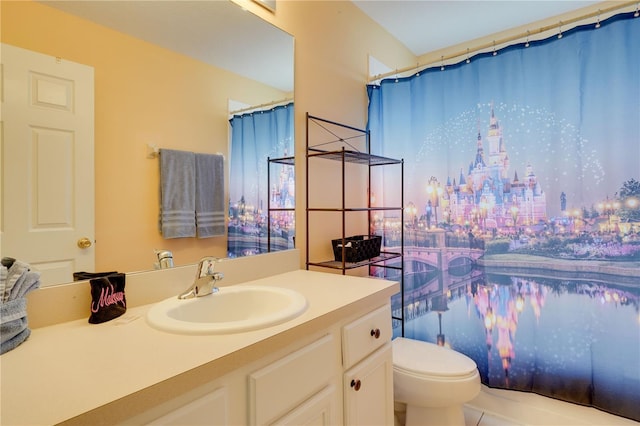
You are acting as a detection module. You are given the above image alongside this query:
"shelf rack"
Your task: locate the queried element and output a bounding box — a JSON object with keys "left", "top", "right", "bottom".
{"left": 305, "top": 113, "right": 405, "bottom": 335}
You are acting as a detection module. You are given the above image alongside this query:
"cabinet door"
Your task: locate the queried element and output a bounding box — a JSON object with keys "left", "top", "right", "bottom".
{"left": 272, "top": 385, "right": 337, "bottom": 425}
{"left": 249, "top": 334, "right": 337, "bottom": 425}
{"left": 343, "top": 343, "right": 393, "bottom": 426}
{"left": 146, "top": 387, "right": 227, "bottom": 425}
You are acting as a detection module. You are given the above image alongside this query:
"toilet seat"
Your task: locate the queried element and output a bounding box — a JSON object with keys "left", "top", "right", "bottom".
{"left": 393, "top": 337, "right": 478, "bottom": 378}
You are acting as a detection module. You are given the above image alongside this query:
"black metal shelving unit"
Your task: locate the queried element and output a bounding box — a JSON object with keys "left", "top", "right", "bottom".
{"left": 267, "top": 155, "right": 295, "bottom": 253}
{"left": 305, "top": 113, "right": 405, "bottom": 336}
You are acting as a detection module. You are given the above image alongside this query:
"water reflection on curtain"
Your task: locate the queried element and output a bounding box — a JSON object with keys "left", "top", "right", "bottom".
{"left": 228, "top": 103, "right": 295, "bottom": 257}
{"left": 367, "top": 13, "right": 639, "bottom": 420}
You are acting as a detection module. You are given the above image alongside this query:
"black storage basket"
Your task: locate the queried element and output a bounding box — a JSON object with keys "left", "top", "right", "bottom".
{"left": 331, "top": 235, "right": 382, "bottom": 263}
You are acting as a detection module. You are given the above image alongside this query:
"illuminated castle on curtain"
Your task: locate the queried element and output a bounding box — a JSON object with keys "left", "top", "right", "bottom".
{"left": 445, "top": 106, "right": 547, "bottom": 230}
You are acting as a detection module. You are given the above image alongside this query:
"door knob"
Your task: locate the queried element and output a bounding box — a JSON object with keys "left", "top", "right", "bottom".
{"left": 77, "top": 237, "right": 93, "bottom": 249}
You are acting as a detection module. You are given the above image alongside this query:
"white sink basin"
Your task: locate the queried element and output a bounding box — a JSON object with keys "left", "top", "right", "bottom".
{"left": 146, "top": 285, "right": 308, "bottom": 335}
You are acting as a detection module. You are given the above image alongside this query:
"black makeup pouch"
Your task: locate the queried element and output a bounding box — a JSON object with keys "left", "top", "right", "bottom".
{"left": 88, "top": 273, "right": 126, "bottom": 324}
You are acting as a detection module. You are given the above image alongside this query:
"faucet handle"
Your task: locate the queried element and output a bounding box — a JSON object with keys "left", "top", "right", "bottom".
{"left": 196, "top": 256, "right": 220, "bottom": 278}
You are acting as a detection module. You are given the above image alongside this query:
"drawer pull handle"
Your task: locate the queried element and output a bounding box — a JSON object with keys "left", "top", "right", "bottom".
{"left": 350, "top": 379, "right": 361, "bottom": 391}
{"left": 370, "top": 328, "right": 381, "bottom": 339}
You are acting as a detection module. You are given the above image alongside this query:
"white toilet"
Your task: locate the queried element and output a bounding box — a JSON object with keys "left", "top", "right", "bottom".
{"left": 392, "top": 337, "right": 481, "bottom": 426}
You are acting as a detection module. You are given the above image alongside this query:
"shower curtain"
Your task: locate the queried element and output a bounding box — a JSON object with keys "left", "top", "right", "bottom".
{"left": 367, "top": 13, "right": 639, "bottom": 421}
{"left": 228, "top": 103, "right": 295, "bottom": 257}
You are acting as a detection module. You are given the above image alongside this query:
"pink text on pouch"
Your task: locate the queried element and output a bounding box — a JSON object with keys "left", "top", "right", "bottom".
{"left": 91, "top": 284, "right": 125, "bottom": 313}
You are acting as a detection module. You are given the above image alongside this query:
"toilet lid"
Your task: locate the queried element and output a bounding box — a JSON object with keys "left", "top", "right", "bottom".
{"left": 392, "top": 337, "right": 478, "bottom": 378}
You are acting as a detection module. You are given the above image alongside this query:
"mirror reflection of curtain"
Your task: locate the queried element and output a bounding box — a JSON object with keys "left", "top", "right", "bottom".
{"left": 367, "top": 13, "right": 640, "bottom": 421}
{"left": 228, "top": 103, "right": 295, "bottom": 257}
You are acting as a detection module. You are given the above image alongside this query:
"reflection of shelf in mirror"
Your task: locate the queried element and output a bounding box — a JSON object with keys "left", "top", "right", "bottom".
{"left": 269, "top": 207, "right": 295, "bottom": 212}
{"left": 308, "top": 252, "right": 403, "bottom": 270}
{"left": 308, "top": 207, "right": 402, "bottom": 212}
{"left": 269, "top": 155, "right": 295, "bottom": 166}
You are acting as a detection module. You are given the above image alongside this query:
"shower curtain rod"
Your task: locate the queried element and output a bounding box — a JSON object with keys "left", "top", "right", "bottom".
{"left": 229, "top": 97, "right": 293, "bottom": 115}
{"left": 369, "top": 0, "right": 638, "bottom": 83}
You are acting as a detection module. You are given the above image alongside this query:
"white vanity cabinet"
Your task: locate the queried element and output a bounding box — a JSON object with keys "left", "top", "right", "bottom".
{"left": 141, "top": 304, "right": 394, "bottom": 426}
{"left": 342, "top": 304, "right": 394, "bottom": 425}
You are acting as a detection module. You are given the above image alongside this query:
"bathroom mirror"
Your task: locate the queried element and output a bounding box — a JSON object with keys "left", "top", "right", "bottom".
{"left": 1, "top": 0, "right": 294, "bottom": 286}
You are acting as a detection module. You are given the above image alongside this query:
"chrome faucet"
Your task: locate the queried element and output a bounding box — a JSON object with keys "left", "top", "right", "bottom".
{"left": 178, "top": 256, "right": 224, "bottom": 299}
{"left": 155, "top": 249, "right": 174, "bottom": 269}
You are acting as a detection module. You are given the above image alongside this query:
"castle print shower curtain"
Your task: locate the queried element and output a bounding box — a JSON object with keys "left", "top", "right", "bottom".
{"left": 367, "top": 13, "right": 639, "bottom": 420}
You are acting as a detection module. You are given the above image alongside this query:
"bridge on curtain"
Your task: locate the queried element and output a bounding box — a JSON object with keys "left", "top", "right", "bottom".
{"left": 375, "top": 244, "right": 485, "bottom": 324}
{"left": 380, "top": 244, "right": 484, "bottom": 272}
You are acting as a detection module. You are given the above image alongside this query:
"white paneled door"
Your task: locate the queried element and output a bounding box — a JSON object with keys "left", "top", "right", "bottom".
{"left": 1, "top": 43, "right": 95, "bottom": 286}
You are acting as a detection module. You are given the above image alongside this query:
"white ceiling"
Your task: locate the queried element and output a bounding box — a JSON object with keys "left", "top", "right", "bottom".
{"left": 40, "top": 1, "right": 601, "bottom": 92}
{"left": 353, "top": 1, "right": 600, "bottom": 56}
{"left": 39, "top": 0, "right": 294, "bottom": 93}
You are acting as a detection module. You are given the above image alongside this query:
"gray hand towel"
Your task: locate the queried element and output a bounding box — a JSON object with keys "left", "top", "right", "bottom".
{"left": 195, "top": 153, "right": 225, "bottom": 238}
{"left": 159, "top": 149, "right": 196, "bottom": 238}
{"left": 1, "top": 298, "right": 30, "bottom": 354}
{"left": 9, "top": 270, "right": 40, "bottom": 301}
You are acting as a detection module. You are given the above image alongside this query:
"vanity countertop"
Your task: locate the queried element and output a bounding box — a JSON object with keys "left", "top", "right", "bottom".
{"left": 0, "top": 269, "right": 399, "bottom": 425}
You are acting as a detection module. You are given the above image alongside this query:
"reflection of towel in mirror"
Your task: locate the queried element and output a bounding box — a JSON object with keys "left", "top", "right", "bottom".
{"left": 0, "top": 260, "right": 40, "bottom": 354}
{"left": 1, "top": 260, "right": 40, "bottom": 303}
{"left": 159, "top": 149, "right": 196, "bottom": 238}
{"left": 195, "top": 153, "right": 225, "bottom": 238}
{"left": 1, "top": 298, "right": 30, "bottom": 355}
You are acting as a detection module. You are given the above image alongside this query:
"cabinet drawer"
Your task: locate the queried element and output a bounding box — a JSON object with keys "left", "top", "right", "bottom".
{"left": 342, "top": 304, "right": 391, "bottom": 369}
{"left": 249, "top": 334, "right": 337, "bottom": 425}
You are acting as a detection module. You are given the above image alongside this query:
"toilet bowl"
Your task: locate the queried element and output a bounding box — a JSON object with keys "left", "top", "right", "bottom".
{"left": 393, "top": 337, "right": 481, "bottom": 426}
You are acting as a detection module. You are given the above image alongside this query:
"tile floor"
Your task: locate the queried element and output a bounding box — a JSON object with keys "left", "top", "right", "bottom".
{"left": 463, "top": 386, "right": 639, "bottom": 426}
